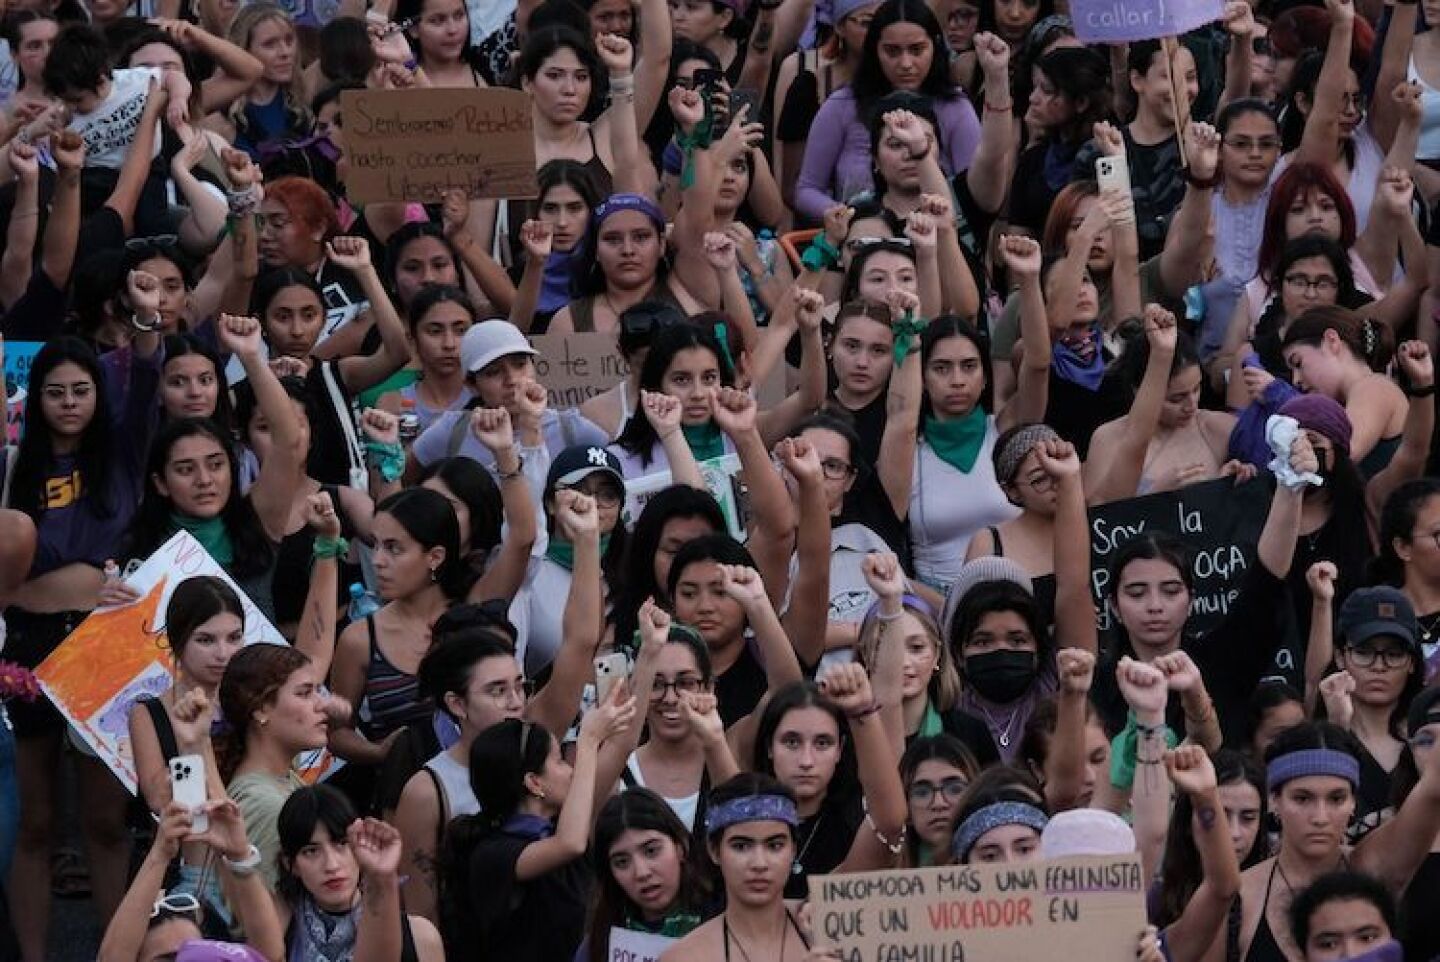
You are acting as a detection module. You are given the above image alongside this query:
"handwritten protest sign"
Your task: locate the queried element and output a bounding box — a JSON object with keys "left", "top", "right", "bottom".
{"left": 810, "top": 854, "right": 1146, "bottom": 961}
{"left": 530, "top": 332, "right": 632, "bottom": 410}
{"left": 1089, "top": 476, "right": 1271, "bottom": 637}
{"left": 36, "top": 532, "right": 333, "bottom": 793}
{"left": 607, "top": 927, "right": 674, "bottom": 962}
{"left": 342, "top": 87, "right": 538, "bottom": 204}
{"left": 1071, "top": 0, "right": 1222, "bottom": 42}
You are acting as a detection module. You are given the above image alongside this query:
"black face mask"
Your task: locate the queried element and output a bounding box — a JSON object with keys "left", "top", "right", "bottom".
{"left": 965, "top": 649, "right": 1038, "bottom": 703}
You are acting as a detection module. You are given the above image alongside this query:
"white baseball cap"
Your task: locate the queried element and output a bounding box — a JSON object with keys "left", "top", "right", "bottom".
{"left": 461, "top": 320, "right": 537, "bottom": 374}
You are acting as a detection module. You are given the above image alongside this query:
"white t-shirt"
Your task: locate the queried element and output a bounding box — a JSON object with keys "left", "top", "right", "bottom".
{"left": 68, "top": 67, "right": 162, "bottom": 169}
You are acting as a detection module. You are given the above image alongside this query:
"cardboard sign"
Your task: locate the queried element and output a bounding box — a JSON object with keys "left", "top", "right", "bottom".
{"left": 35, "top": 532, "right": 333, "bottom": 793}
{"left": 1089, "top": 476, "right": 1271, "bottom": 638}
{"left": 530, "top": 332, "right": 631, "bottom": 410}
{"left": 809, "top": 854, "right": 1146, "bottom": 961}
{"left": 341, "top": 87, "right": 538, "bottom": 204}
{"left": 1071, "top": 0, "right": 1222, "bottom": 42}
{"left": 607, "top": 927, "right": 675, "bottom": 962}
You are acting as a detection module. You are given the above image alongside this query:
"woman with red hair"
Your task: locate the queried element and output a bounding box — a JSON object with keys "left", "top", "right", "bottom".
{"left": 257, "top": 176, "right": 377, "bottom": 359}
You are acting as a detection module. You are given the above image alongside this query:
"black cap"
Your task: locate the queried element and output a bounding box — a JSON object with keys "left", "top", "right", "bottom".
{"left": 545, "top": 444, "right": 625, "bottom": 492}
{"left": 1337, "top": 586, "right": 1419, "bottom": 649}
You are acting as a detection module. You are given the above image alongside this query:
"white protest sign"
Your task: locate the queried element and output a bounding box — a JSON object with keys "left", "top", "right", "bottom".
{"left": 36, "top": 531, "right": 333, "bottom": 793}
{"left": 608, "top": 927, "right": 675, "bottom": 962}
{"left": 625, "top": 453, "right": 748, "bottom": 541}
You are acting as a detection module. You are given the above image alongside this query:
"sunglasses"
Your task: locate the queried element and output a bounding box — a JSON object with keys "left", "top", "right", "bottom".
{"left": 151, "top": 890, "right": 202, "bottom": 919}
{"left": 125, "top": 234, "right": 180, "bottom": 255}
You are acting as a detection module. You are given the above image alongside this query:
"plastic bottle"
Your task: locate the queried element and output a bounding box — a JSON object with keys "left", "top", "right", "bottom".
{"left": 398, "top": 398, "right": 420, "bottom": 445}
{"left": 348, "top": 582, "right": 381, "bottom": 621}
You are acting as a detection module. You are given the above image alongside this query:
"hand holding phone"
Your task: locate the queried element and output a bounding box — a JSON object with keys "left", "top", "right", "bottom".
{"left": 169, "top": 754, "right": 209, "bottom": 834}
{"left": 593, "top": 652, "right": 631, "bottom": 706}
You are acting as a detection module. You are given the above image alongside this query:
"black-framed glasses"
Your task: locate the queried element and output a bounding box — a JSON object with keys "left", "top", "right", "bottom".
{"left": 820, "top": 458, "right": 857, "bottom": 481}
{"left": 562, "top": 482, "right": 622, "bottom": 508}
{"left": 907, "top": 777, "right": 968, "bottom": 805}
{"left": 650, "top": 675, "right": 705, "bottom": 699}
{"left": 1251, "top": 36, "right": 1271, "bottom": 56}
{"left": 1343, "top": 645, "right": 1411, "bottom": 670}
{"left": 1282, "top": 274, "right": 1338, "bottom": 295}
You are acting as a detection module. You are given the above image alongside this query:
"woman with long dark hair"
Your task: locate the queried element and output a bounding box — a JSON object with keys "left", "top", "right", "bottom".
{"left": 438, "top": 700, "right": 636, "bottom": 962}
{"left": 897, "top": 734, "right": 979, "bottom": 866}
{"left": 2, "top": 315, "right": 161, "bottom": 962}
{"left": 795, "top": 0, "right": 980, "bottom": 222}
{"left": 611, "top": 485, "right": 727, "bottom": 648}
{"left": 1372, "top": 479, "right": 1440, "bottom": 681}
{"left": 581, "top": 788, "right": 712, "bottom": 961}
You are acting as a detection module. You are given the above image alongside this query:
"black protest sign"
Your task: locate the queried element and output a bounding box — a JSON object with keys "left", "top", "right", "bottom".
{"left": 1089, "top": 477, "right": 1272, "bottom": 637}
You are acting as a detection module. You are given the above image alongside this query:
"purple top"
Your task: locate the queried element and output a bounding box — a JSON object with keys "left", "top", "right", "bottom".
{"left": 794, "top": 85, "right": 981, "bottom": 222}
{"left": 26, "top": 345, "right": 159, "bottom": 578}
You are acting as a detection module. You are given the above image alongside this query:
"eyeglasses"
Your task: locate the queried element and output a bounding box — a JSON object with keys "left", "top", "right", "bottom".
{"left": 1343, "top": 645, "right": 1411, "bottom": 670}
{"left": 1017, "top": 473, "right": 1054, "bottom": 493}
{"left": 1250, "top": 36, "right": 1271, "bottom": 56}
{"left": 1340, "top": 92, "right": 1366, "bottom": 111}
{"left": 650, "top": 675, "right": 705, "bottom": 699}
{"left": 151, "top": 890, "right": 201, "bottom": 919}
{"left": 42, "top": 382, "right": 95, "bottom": 401}
{"left": 1283, "top": 274, "right": 1338, "bottom": 295}
{"left": 479, "top": 680, "right": 533, "bottom": 703}
{"left": 847, "top": 235, "right": 913, "bottom": 253}
{"left": 125, "top": 234, "right": 180, "bottom": 255}
{"left": 907, "top": 777, "right": 968, "bottom": 806}
{"left": 1223, "top": 136, "right": 1281, "bottom": 153}
{"left": 820, "top": 458, "right": 857, "bottom": 481}
{"left": 563, "top": 483, "right": 622, "bottom": 508}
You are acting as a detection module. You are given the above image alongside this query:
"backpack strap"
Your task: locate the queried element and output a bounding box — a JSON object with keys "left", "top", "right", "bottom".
{"left": 0, "top": 445, "right": 15, "bottom": 510}
{"left": 319, "top": 361, "right": 368, "bottom": 492}
{"left": 427, "top": 764, "right": 450, "bottom": 858}
{"left": 445, "top": 412, "right": 472, "bottom": 461}
{"left": 142, "top": 696, "right": 180, "bottom": 762}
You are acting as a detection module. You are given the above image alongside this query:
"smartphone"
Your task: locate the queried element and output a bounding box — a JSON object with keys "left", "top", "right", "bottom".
{"left": 169, "top": 754, "right": 209, "bottom": 834}
{"left": 1095, "top": 155, "right": 1132, "bottom": 196}
{"left": 728, "top": 89, "right": 759, "bottom": 126}
{"left": 593, "top": 652, "right": 630, "bottom": 706}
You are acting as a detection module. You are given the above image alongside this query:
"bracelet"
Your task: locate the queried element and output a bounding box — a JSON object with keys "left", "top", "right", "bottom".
{"left": 1405, "top": 383, "right": 1436, "bottom": 398}
{"left": 801, "top": 232, "right": 842, "bottom": 273}
{"left": 1183, "top": 166, "right": 1221, "bottom": 190}
{"left": 227, "top": 183, "right": 261, "bottom": 217}
{"left": 608, "top": 73, "right": 635, "bottom": 92}
{"left": 1136, "top": 756, "right": 1165, "bottom": 766}
{"left": 1135, "top": 721, "right": 1166, "bottom": 738}
{"left": 845, "top": 701, "right": 882, "bottom": 722}
{"left": 131, "top": 312, "right": 162, "bottom": 333}
{"left": 222, "top": 843, "right": 263, "bottom": 877}
{"left": 313, "top": 535, "right": 349, "bottom": 561}
{"left": 863, "top": 797, "right": 907, "bottom": 855}
{"left": 497, "top": 456, "right": 525, "bottom": 482}
{"left": 10, "top": 208, "right": 37, "bottom": 218}
{"left": 874, "top": 607, "right": 905, "bottom": 623}
{"left": 983, "top": 100, "right": 1013, "bottom": 114}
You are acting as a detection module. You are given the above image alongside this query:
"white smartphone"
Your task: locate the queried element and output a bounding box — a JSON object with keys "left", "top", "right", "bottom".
{"left": 1095, "top": 155, "right": 1132, "bottom": 195}
{"left": 169, "top": 754, "right": 209, "bottom": 834}
{"left": 593, "top": 652, "right": 630, "bottom": 706}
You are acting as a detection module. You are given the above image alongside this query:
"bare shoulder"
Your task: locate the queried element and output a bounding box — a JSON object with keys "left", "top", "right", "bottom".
{"left": 660, "top": 917, "right": 724, "bottom": 962}
{"left": 409, "top": 914, "right": 446, "bottom": 962}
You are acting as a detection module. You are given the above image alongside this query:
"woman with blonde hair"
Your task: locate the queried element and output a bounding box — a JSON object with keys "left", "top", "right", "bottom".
{"left": 225, "top": 3, "right": 311, "bottom": 158}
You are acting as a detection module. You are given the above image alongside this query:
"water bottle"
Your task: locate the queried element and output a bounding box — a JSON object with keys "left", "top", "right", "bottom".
{"left": 398, "top": 398, "right": 420, "bottom": 445}
{"left": 348, "top": 582, "right": 381, "bottom": 622}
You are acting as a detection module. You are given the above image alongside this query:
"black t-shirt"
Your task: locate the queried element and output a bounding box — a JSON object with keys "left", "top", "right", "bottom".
{"left": 1093, "top": 563, "right": 1289, "bottom": 746}
{"left": 929, "top": 708, "right": 1002, "bottom": 768}
{"left": 1403, "top": 851, "right": 1440, "bottom": 962}
{"left": 459, "top": 832, "right": 592, "bottom": 962}
{"left": 715, "top": 640, "right": 770, "bottom": 728}
{"left": 1074, "top": 130, "right": 1185, "bottom": 262}
{"left": 1044, "top": 364, "right": 1129, "bottom": 460}
{"left": 784, "top": 783, "right": 863, "bottom": 899}
{"left": 301, "top": 360, "right": 361, "bottom": 488}
{"left": 833, "top": 393, "right": 913, "bottom": 567}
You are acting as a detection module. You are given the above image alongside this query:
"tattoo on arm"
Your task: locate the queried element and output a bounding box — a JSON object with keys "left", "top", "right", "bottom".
{"left": 1196, "top": 805, "right": 1217, "bottom": 832}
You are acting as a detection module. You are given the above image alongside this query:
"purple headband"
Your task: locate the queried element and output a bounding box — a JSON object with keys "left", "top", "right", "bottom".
{"left": 1266, "top": 748, "right": 1360, "bottom": 792}
{"left": 705, "top": 794, "right": 799, "bottom": 836}
{"left": 951, "top": 802, "right": 1049, "bottom": 861}
{"left": 593, "top": 193, "right": 666, "bottom": 234}
{"left": 1279, "top": 394, "right": 1353, "bottom": 454}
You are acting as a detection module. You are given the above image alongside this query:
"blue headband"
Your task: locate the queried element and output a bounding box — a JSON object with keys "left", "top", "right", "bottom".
{"left": 1266, "top": 749, "right": 1360, "bottom": 792}
{"left": 951, "top": 802, "right": 1049, "bottom": 861}
{"left": 705, "top": 794, "right": 799, "bottom": 836}
{"left": 593, "top": 193, "right": 666, "bottom": 233}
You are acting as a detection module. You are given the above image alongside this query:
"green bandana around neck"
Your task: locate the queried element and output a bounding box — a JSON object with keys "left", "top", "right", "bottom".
{"left": 923, "top": 407, "right": 988, "bottom": 474}
{"left": 545, "top": 534, "right": 613, "bottom": 571}
{"left": 681, "top": 422, "right": 725, "bottom": 463}
{"left": 918, "top": 700, "right": 944, "bottom": 738}
{"left": 170, "top": 511, "right": 234, "bottom": 566}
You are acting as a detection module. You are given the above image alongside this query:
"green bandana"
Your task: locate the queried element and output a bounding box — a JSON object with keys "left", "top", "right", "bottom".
{"left": 626, "top": 910, "right": 703, "bottom": 939}
{"left": 892, "top": 312, "right": 927, "bottom": 367}
{"left": 545, "top": 534, "right": 612, "bottom": 571}
{"left": 170, "top": 511, "right": 234, "bottom": 566}
{"left": 681, "top": 422, "right": 725, "bottom": 463}
{"left": 918, "top": 700, "right": 944, "bottom": 738}
{"left": 923, "top": 407, "right": 988, "bottom": 474}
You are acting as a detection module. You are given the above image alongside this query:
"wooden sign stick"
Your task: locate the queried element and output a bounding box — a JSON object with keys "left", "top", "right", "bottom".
{"left": 1161, "top": 35, "right": 1191, "bottom": 168}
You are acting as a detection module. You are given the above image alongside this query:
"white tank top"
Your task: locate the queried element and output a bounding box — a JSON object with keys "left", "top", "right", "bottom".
{"left": 1409, "top": 54, "right": 1440, "bottom": 161}
{"left": 424, "top": 751, "right": 480, "bottom": 819}
{"left": 625, "top": 753, "right": 700, "bottom": 831}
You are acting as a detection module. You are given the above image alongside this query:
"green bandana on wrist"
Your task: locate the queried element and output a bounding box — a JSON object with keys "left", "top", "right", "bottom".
{"left": 923, "top": 407, "right": 988, "bottom": 474}
{"left": 545, "top": 534, "right": 612, "bottom": 570}
{"left": 892, "top": 311, "right": 927, "bottom": 367}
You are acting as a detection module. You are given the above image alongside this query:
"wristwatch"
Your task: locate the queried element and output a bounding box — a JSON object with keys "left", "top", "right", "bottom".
{"left": 222, "top": 843, "right": 263, "bottom": 877}
{"left": 131, "top": 312, "right": 162, "bottom": 333}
